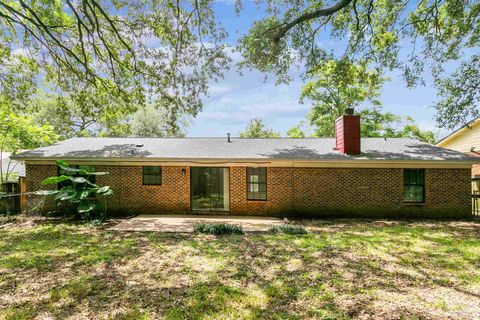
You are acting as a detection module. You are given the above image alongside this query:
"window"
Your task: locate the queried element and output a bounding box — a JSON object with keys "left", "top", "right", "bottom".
{"left": 143, "top": 166, "right": 162, "bottom": 185}
{"left": 247, "top": 167, "right": 266, "bottom": 200}
{"left": 404, "top": 169, "right": 425, "bottom": 203}
{"left": 57, "top": 165, "right": 95, "bottom": 189}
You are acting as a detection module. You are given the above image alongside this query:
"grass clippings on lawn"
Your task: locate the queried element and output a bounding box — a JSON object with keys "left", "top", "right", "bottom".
{"left": 0, "top": 218, "right": 480, "bottom": 319}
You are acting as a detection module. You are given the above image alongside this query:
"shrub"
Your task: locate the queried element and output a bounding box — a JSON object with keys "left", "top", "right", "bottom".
{"left": 35, "top": 160, "right": 113, "bottom": 221}
{"left": 268, "top": 224, "right": 307, "bottom": 235}
{"left": 193, "top": 223, "right": 244, "bottom": 235}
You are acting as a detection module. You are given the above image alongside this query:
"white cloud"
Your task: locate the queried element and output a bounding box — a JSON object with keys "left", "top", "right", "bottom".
{"left": 208, "top": 84, "right": 232, "bottom": 95}
{"left": 213, "top": 0, "right": 237, "bottom": 4}
{"left": 190, "top": 70, "right": 311, "bottom": 135}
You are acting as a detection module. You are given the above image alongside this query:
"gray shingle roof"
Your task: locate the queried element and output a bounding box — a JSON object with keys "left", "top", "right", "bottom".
{"left": 11, "top": 137, "right": 477, "bottom": 162}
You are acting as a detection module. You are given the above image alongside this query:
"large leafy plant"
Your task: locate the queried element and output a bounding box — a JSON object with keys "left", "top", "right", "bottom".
{"left": 38, "top": 160, "right": 113, "bottom": 221}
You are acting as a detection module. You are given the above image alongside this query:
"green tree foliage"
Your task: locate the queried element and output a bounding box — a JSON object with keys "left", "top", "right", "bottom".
{"left": 33, "top": 85, "right": 137, "bottom": 138}
{"left": 290, "top": 59, "right": 436, "bottom": 143}
{"left": 239, "top": 118, "right": 280, "bottom": 138}
{"left": 300, "top": 58, "right": 385, "bottom": 137}
{"left": 2, "top": 0, "right": 476, "bottom": 133}
{"left": 0, "top": 47, "right": 56, "bottom": 185}
{"left": 359, "top": 111, "right": 436, "bottom": 143}
{"left": 32, "top": 83, "right": 189, "bottom": 139}
{"left": 286, "top": 125, "right": 307, "bottom": 138}
{"left": 131, "top": 105, "right": 185, "bottom": 138}
{"left": 435, "top": 55, "right": 480, "bottom": 129}
{"left": 0, "top": 47, "right": 38, "bottom": 112}
{"left": 0, "top": 111, "right": 57, "bottom": 185}
{"left": 289, "top": 109, "right": 436, "bottom": 144}
{"left": 0, "top": 0, "right": 230, "bottom": 128}
{"left": 237, "top": 0, "right": 480, "bottom": 128}
{"left": 39, "top": 160, "right": 112, "bottom": 221}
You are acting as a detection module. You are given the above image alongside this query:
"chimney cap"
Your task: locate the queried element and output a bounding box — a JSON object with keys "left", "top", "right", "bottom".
{"left": 345, "top": 108, "right": 355, "bottom": 115}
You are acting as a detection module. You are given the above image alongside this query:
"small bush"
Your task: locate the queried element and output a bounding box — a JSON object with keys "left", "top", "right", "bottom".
{"left": 193, "top": 223, "right": 244, "bottom": 235}
{"left": 268, "top": 224, "right": 307, "bottom": 235}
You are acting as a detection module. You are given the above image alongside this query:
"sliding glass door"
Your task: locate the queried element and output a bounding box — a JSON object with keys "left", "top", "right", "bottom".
{"left": 191, "top": 167, "right": 230, "bottom": 212}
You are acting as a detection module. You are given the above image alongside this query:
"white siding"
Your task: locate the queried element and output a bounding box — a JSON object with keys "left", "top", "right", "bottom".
{"left": 438, "top": 123, "right": 480, "bottom": 154}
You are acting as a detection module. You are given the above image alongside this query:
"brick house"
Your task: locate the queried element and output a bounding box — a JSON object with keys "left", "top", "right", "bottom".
{"left": 12, "top": 113, "right": 477, "bottom": 218}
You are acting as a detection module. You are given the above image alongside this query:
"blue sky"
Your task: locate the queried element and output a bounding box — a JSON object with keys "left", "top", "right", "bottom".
{"left": 187, "top": 1, "right": 443, "bottom": 138}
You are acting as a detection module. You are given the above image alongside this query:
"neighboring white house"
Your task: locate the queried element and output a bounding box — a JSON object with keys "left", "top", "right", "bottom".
{"left": 437, "top": 118, "right": 480, "bottom": 155}
{"left": 437, "top": 117, "right": 480, "bottom": 190}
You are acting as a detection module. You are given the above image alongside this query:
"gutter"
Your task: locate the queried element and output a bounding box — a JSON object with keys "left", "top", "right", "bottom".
{"left": 10, "top": 156, "right": 479, "bottom": 169}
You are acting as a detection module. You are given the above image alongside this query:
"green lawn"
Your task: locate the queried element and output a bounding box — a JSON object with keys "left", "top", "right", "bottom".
{"left": 1, "top": 218, "right": 480, "bottom": 319}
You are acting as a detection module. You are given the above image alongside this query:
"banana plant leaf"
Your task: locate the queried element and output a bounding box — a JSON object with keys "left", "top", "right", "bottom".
{"left": 41, "top": 175, "right": 70, "bottom": 185}
{"left": 78, "top": 200, "right": 97, "bottom": 213}
{"left": 32, "top": 190, "right": 60, "bottom": 196}
{"left": 86, "top": 171, "right": 110, "bottom": 176}
{"left": 77, "top": 189, "right": 93, "bottom": 200}
{"left": 57, "top": 160, "right": 87, "bottom": 174}
{"left": 96, "top": 186, "right": 113, "bottom": 196}
{"left": 55, "top": 187, "right": 77, "bottom": 201}
{"left": 56, "top": 160, "right": 109, "bottom": 176}
{"left": 69, "top": 176, "right": 96, "bottom": 185}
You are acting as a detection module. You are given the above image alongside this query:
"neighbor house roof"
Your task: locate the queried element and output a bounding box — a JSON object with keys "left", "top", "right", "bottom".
{"left": 11, "top": 137, "right": 477, "bottom": 163}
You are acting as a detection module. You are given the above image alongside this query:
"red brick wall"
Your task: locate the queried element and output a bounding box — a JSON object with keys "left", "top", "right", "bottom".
{"left": 25, "top": 164, "right": 472, "bottom": 218}
{"left": 425, "top": 169, "right": 471, "bottom": 214}
{"left": 25, "top": 165, "right": 57, "bottom": 213}
{"left": 231, "top": 167, "right": 471, "bottom": 217}
{"left": 94, "top": 166, "right": 190, "bottom": 215}
{"left": 25, "top": 165, "right": 57, "bottom": 193}
{"left": 230, "top": 167, "right": 294, "bottom": 214}
{"left": 335, "top": 115, "right": 361, "bottom": 155}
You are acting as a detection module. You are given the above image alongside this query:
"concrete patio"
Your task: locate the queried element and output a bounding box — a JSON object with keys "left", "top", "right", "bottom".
{"left": 107, "top": 214, "right": 285, "bottom": 232}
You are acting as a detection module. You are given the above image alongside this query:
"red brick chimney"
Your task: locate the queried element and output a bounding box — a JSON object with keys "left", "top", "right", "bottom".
{"left": 335, "top": 108, "right": 361, "bottom": 155}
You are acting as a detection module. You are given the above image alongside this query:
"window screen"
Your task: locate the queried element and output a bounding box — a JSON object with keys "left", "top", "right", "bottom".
{"left": 247, "top": 167, "right": 266, "bottom": 200}
{"left": 143, "top": 166, "right": 162, "bottom": 185}
{"left": 404, "top": 169, "right": 425, "bottom": 203}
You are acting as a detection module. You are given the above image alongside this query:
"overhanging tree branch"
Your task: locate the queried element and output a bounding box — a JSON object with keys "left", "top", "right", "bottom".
{"left": 273, "top": 0, "right": 353, "bottom": 42}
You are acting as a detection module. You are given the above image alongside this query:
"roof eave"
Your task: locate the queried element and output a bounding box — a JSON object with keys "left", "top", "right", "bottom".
{"left": 12, "top": 156, "right": 479, "bottom": 168}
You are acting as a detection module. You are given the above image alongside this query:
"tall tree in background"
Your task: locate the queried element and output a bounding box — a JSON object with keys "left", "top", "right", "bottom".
{"left": 237, "top": 0, "right": 480, "bottom": 129}
{"left": 286, "top": 126, "right": 306, "bottom": 138}
{"left": 239, "top": 118, "right": 280, "bottom": 138}
{"left": 299, "top": 59, "right": 384, "bottom": 137}
{"left": 131, "top": 106, "right": 186, "bottom": 137}
{"left": 289, "top": 59, "right": 436, "bottom": 143}
{"left": 33, "top": 85, "right": 137, "bottom": 138}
